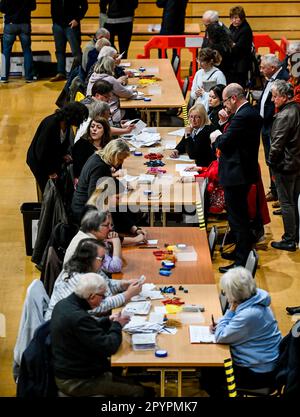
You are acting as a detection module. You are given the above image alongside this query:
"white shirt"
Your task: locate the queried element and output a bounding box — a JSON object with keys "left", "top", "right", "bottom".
{"left": 191, "top": 67, "right": 227, "bottom": 111}
{"left": 259, "top": 68, "right": 281, "bottom": 118}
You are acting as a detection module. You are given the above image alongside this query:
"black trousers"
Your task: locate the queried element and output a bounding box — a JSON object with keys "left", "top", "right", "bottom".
{"left": 104, "top": 22, "right": 133, "bottom": 59}
{"left": 223, "top": 184, "right": 252, "bottom": 266}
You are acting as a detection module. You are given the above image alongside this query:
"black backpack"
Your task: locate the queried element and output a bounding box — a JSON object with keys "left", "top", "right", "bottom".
{"left": 17, "top": 321, "right": 57, "bottom": 398}
{"left": 246, "top": 44, "right": 264, "bottom": 90}
{"left": 275, "top": 320, "right": 300, "bottom": 398}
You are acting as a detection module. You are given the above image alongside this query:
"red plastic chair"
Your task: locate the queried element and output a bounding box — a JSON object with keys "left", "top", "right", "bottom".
{"left": 137, "top": 35, "right": 203, "bottom": 88}
{"left": 253, "top": 34, "right": 286, "bottom": 60}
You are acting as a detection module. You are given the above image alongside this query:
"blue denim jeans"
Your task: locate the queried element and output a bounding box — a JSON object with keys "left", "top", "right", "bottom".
{"left": 1, "top": 23, "right": 33, "bottom": 80}
{"left": 52, "top": 23, "right": 82, "bottom": 75}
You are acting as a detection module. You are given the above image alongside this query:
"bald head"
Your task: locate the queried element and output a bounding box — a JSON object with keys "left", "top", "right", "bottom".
{"left": 222, "top": 83, "right": 247, "bottom": 114}
{"left": 224, "top": 83, "right": 245, "bottom": 98}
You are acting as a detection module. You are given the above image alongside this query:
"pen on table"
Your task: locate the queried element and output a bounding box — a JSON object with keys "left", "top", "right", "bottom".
{"left": 211, "top": 314, "right": 216, "bottom": 327}
{"left": 138, "top": 246, "right": 159, "bottom": 249}
{"left": 163, "top": 326, "right": 171, "bottom": 333}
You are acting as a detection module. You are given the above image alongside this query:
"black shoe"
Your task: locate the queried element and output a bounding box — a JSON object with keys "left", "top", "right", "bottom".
{"left": 271, "top": 240, "right": 296, "bottom": 252}
{"left": 219, "top": 263, "right": 237, "bottom": 273}
{"left": 273, "top": 209, "right": 282, "bottom": 215}
{"left": 221, "top": 251, "right": 236, "bottom": 261}
{"left": 286, "top": 306, "right": 300, "bottom": 315}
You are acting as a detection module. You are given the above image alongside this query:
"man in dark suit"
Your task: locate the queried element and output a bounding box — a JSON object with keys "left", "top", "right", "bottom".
{"left": 212, "top": 84, "right": 263, "bottom": 272}
{"left": 257, "top": 54, "right": 289, "bottom": 203}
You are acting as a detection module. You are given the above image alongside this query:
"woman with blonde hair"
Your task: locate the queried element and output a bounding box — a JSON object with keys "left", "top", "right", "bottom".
{"left": 190, "top": 47, "right": 226, "bottom": 110}
{"left": 72, "top": 116, "right": 111, "bottom": 179}
{"left": 71, "top": 138, "right": 130, "bottom": 223}
{"left": 170, "top": 103, "right": 217, "bottom": 168}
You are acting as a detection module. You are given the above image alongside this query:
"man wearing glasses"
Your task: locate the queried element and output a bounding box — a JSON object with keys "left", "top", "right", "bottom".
{"left": 211, "top": 83, "right": 262, "bottom": 272}
{"left": 51, "top": 273, "right": 150, "bottom": 396}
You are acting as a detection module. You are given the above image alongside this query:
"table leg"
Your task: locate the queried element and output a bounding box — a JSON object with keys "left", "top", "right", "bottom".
{"left": 177, "top": 370, "right": 182, "bottom": 397}
{"left": 146, "top": 110, "right": 151, "bottom": 125}
{"left": 150, "top": 210, "right": 155, "bottom": 227}
{"left": 161, "top": 212, "right": 166, "bottom": 227}
{"left": 156, "top": 111, "right": 160, "bottom": 127}
{"left": 161, "top": 369, "right": 165, "bottom": 397}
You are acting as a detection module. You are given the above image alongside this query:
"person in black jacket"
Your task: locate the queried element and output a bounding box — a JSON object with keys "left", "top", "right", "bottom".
{"left": 206, "top": 22, "right": 233, "bottom": 81}
{"left": 156, "top": 0, "right": 188, "bottom": 35}
{"left": 50, "top": 0, "right": 88, "bottom": 81}
{"left": 72, "top": 116, "right": 111, "bottom": 179}
{"left": 156, "top": 0, "right": 188, "bottom": 61}
{"left": 257, "top": 54, "right": 289, "bottom": 202}
{"left": 211, "top": 84, "right": 262, "bottom": 271}
{"left": 51, "top": 273, "right": 147, "bottom": 396}
{"left": 100, "top": 0, "right": 138, "bottom": 59}
{"left": 170, "top": 103, "right": 216, "bottom": 168}
{"left": 228, "top": 6, "right": 253, "bottom": 88}
{"left": 26, "top": 102, "right": 88, "bottom": 193}
{"left": 71, "top": 138, "right": 130, "bottom": 223}
{"left": 269, "top": 80, "right": 300, "bottom": 252}
{"left": 207, "top": 84, "right": 225, "bottom": 129}
{"left": 0, "top": 0, "right": 36, "bottom": 83}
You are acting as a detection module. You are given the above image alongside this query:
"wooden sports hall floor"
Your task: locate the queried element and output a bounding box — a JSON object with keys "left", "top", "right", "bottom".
{"left": 0, "top": 52, "right": 300, "bottom": 397}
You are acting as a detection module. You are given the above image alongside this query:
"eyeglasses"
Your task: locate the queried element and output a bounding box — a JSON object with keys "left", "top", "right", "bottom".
{"left": 90, "top": 292, "right": 106, "bottom": 299}
{"left": 222, "top": 95, "right": 233, "bottom": 105}
{"left": 95, "top": 292, "right": 105, "bottom": 298}
{"left": 100, "top": 222, "right": 112, "bottom": 228}
{"left": 95, "top": 256, "right": 105, "bottom": 262}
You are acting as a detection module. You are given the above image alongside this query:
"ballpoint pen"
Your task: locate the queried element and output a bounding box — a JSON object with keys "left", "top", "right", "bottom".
{"left": 211, "top": 314, "right": 216, "bottom": 327}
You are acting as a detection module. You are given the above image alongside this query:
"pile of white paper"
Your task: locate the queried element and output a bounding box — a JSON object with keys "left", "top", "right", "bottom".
{"left": 189, "top": 326, "right": 216, "bottom": 343}
{"left": 128, "top": 131, "right": 161, "bottom": 148}
{"left": 132, "top": 333, "right": 157, "bottom": 351}
{"left": 124, "top": 321, "right": 163, "bottom": 334}
{"left": 122, "top": 301, "right": 151, "bottom": 316}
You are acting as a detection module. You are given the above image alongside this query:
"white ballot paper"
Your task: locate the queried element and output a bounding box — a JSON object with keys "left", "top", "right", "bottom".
{"left": 189, "top": 326, "right": 216, "bottom": 343}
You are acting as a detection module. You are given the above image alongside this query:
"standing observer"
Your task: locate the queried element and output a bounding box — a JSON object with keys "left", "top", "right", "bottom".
{"left": 211, "top": 84, "right": 262, "bottom": 272}
{"left": 269, "top": 80, "right": 300, "bottom": 252}
{"left": 0, "top": 0, "right": 36, "bottom": 83}
{"left": 156, "top": 0, "right": 188, "bottom": 61}
{"left": 50, "top": 0, "right": 88, "bottom": 82}
{"left": 99, "top": 0, "right": 138, "bottom": 59}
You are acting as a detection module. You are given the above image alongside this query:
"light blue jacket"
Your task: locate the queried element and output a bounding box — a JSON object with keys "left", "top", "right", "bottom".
{"left": 215, "top": 288, "right": 282, "bottom": 373}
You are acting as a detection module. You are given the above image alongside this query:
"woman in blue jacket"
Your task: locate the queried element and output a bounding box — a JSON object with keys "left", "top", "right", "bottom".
{"left": 201, "top": 267, "right": 282, "bottom": 396}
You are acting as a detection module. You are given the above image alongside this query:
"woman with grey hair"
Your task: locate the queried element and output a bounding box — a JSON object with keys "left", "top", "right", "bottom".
{"left": 86, "top": 56, "right": 137, "bottom": 121}
{"left": 201, "top": 267, "right": 281, "bottom": 396}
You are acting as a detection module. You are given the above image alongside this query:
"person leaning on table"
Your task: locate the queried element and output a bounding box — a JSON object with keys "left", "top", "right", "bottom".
{"left": 44, "top": 238, "right": 142, "bottom": 320}
{"left": 51, "top": 273, "right": 151, "bottom": 396}
{"left": 200, "top": 267, "right": 282, "bottom": 397}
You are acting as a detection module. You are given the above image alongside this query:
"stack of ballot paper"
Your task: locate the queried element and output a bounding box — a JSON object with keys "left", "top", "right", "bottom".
{"left": 127, "top": 131, "right": 161, "bottom": 148}
{"left": 123, "top": 321, "right": 163, "bottom": 334}
{"left": 132, "top": 333, "right": 157, "bottom": 351}
{"left": 137, "top": 174, "right": 155, "bottom": 184}
{"left": 122, "top": 301, "right": 151, "bottom": 315}
{"left": 123, "top": 119, "right": 147, "bottom": 136}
